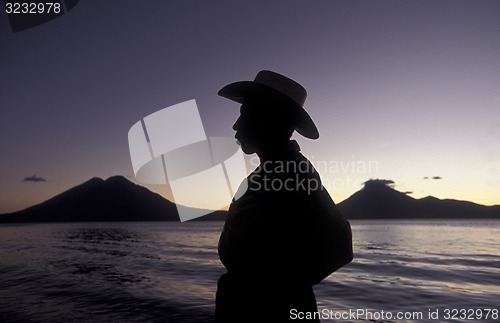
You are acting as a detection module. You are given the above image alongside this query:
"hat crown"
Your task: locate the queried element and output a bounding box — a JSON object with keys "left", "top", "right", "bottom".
{"left": 253, "top": 70, "right": 307, "bottom": 108}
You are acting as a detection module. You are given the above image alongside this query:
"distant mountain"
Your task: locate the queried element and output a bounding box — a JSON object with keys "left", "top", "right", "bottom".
{"left": 337, "top": 179, "right": 500, "bottom": 219}
{"left": 1, "top": 176, "right": 498, "bottom": 223}
{"left": 0, "top": 176, "right": 226, "bottom": 223}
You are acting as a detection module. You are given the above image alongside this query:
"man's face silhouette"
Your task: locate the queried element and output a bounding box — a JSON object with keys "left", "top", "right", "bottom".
{"left": 232, "top": 101, "right": 295, "bottom": 156}
{"left": 233, "top": 103, "right": 264, "bottom": 154}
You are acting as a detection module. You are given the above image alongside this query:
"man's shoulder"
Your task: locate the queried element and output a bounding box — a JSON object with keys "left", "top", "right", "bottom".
{"left": 289, "top": 151, "right": 321, "bottom": 179}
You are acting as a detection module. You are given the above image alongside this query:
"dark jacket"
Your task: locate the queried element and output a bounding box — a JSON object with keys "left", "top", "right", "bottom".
{"left": 216, "top": 141, "right": 353, "bottom": 322}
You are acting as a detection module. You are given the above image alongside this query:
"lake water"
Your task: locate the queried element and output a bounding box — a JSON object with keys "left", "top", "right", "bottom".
{"left": 0, "top": 220, "right": 499, "bottom": 322}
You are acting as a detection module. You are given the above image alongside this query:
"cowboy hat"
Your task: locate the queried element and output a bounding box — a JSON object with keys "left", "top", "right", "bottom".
{"left": 218, "top": 70, "right": 319, "bottom": 139}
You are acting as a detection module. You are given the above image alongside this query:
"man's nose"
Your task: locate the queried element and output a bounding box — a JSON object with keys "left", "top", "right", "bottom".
{"left": 232, "top": 116, "right": 240, "bottom": 131}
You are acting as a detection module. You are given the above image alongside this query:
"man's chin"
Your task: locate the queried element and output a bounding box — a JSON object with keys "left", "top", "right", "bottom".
{"left": 239, "top": 142, "right": 256, "bottom": 155}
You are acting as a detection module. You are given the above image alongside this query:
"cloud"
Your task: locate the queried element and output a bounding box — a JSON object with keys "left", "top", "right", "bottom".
{"left": 23, "top": 175, "right": 47, "bottom": 182}
{"left": 365, "top": 179, "right": 394, "bottom": 185}
{"left": 423, "top": 176, "right": 443, "bottom": 180}
{"left": 403, "top": 191, "right": 413, "bottom": 195}
{"left": 364, "top": 179, "right": 395, "bottom": 188}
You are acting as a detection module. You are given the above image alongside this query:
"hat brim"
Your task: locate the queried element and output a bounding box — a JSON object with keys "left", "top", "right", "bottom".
{"left": 218, "top": 81, "right": 319, "bottom": 140}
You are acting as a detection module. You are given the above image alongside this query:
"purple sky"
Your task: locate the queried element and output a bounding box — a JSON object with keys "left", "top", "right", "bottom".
{"left": 1, "top": 0, "right": 499, "bottom": 213}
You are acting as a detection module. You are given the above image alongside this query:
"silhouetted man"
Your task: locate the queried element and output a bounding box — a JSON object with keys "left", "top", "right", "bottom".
{"left": 216, "top": 70, "right": 353, "bottom": 322}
